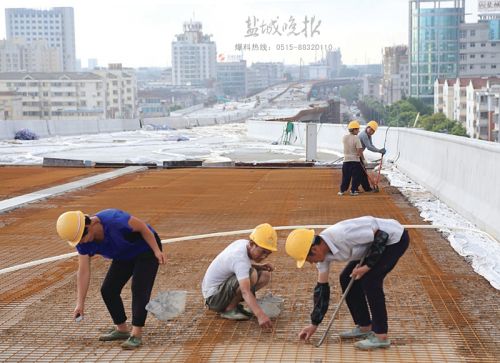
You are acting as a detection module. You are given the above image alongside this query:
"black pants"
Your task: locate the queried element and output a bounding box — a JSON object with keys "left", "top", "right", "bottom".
{"left": 340, "top": 161, "right": 362, "bottom": 193}
{"left": 101, "top": 233, "right": 161, "bottom": 327}
{"left": 339, "top": 230, "right": 409, "bottom": 334}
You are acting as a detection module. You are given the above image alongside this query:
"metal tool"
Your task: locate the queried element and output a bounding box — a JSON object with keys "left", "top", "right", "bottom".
{"left": 315, "top": 256, "right": 366, "bottom": 348}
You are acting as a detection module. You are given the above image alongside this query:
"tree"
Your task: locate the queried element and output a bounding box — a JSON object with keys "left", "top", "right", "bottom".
{"left": 406, "top": 97, "right": 433, "bottom": 115}
{"left": 418, "top": 112, "right": 468, "bottom": 137}
{"left": 339, "top": 84, "right": 360, "bottom": 104}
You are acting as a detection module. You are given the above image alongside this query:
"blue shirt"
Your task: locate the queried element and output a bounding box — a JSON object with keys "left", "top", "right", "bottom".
{"left": 76, "top": 209, "right": 156, "bottom": 260}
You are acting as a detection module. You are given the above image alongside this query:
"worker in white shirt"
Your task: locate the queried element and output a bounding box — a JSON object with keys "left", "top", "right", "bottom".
{"left": 285, "top": 216, "right": 410, "bottom": 350}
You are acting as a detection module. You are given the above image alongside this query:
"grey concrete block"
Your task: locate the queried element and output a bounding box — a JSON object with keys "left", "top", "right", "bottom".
{"left": 43, "top": 157, "right": 89, "bottom": 167}
{"left": 163, "top": 160, "right": 203, "bottom": 168}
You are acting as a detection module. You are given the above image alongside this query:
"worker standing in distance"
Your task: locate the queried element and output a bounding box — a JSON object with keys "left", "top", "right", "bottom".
{"left": 285, "top": 216, "right": 410, "bottom": 350}
{"left": 202, "top": 223, "right": 277, "bottom": 329}
{"left": 56, "top": 209, "right": 165, "bottom": 350}
{"left": 358, "top": 121, "right": 386, "bottom": 192}
{"left": 338, "top": 120, "right": 364, "bottom": 196}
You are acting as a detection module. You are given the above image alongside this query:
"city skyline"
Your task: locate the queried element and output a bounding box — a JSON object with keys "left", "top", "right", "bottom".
{"left": 1, "top": 0, "right": 479, "bottom": 68}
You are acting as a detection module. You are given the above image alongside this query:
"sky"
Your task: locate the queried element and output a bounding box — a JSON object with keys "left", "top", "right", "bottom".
{"left": 0, "top": 0, "right": 479, "bottom": 68}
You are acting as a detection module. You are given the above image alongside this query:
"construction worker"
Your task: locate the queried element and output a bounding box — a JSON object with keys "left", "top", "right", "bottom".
{"left": 339, "top": 120, "right": 364, "bottom": 196}
{"left": 358, "top": 121, "right": 386, "bottom": 192}
{"left": 285, "top": 216, "right": 410, "bottom": 350}
{"left": 202, "top": 223, "right": 277, "bottom": 329}
{"left": 56, "top": 209, "right": 165, "bottom": 350}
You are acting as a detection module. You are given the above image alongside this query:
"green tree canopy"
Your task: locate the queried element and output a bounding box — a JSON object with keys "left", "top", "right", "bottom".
{"left": 418, "top": 112, "right": 468, "bottom": 137}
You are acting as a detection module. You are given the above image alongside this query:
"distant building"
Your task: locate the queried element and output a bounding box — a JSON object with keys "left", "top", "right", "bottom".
{"left": 92, "top": 63, "right": 138, "bottom": 119}
{"left": 247, "top": 67, "right": 269, "bottom": 94}
{"left": 171, "top": 21, "right": 217, "bottom": 87}
{"left": 409, "top": 0, "right": 465, "bottom": 104}
{"left": 138, "top": 88, "right": 203, "bottom": 118}
{"left": 216, "top": 60, "right": 247, "bottom": 98}
{"left": 87, "top": 59, "right": 98, "bottom": 70}
{"left": 247, "top": 62, "right": 284, "bottom": 94}
{"left": 308, "top": 63, "right": 329, "bottom": 80}
{"left": 250, "top": 63, "right": 284, "bottom": 84}
{"left": 362, "top": 75, "right": 382, "bottom": 100}
{"left": 0, "top": 91, "right": 22, "bottom": 120}
{"left": 434, "top": 76, "right": 500, "bottom": 141}
{"left": 0, "top": 72, "right": 105, "bottom": 120}
{"left": 381, "top": 45, "right": 409, "bottom": 105}
{"left": 5, "top": 7, "right": 76, "bottom": 71}
{"left": 472, "top": 81, "right": 500, "bottom": 141}
{"left": 478, "top": 0, "right": 500, "bottom": 41}
{"left": 326, "top": 49, "right": 342, "bottom": 78}
{"left": 459, "top": 22, "right": 500, "bottom": 77}
{"left": 0, "top": 38, "right": 62, "bottom": 72}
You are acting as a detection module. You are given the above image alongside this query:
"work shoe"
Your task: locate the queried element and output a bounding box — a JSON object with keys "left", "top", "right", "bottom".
{"left": 121, "top": 336, "right": 142, "bottom": 350}
{"left": 220, "top": 308, "right": 251, "bottom": 320}
{"left": 237, "top": 304, "right": 254, "bottom": 317}
{"left": 350, "top": 191, "right": 359, "bottom": 196}
{"left": 339, "top": 326, "right": 373, "bottom": 339}
{"left": 337, "top": 191, "right": 345, "bottom": 196}
{"left": 99, "top": 328, "right": 130, "bottom": 341}
{"left": 354, "top": 334, "right": 391, "bottom": 350}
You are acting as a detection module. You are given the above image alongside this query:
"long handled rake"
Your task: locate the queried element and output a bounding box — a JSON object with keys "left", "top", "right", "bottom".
{"left": 315, "top": 256, "right": 366, "bottom": 348}
{"left": 360, "top": 161, "right": 379, "bottom": 192}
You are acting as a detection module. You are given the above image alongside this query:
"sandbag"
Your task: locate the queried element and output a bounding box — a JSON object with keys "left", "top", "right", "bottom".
{"left": 146, "top": 290, "right": 187, "bottom": 321}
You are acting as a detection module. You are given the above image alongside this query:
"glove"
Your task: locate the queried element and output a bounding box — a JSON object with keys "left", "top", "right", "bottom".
{"left": 365, "top": 230, "right": 389, "bottom": 268}
{"left": 380, "top": 148, "right": 386, "bottom": 155}
{"left": 310, "top": 282, "right": 330, "bottom": 325}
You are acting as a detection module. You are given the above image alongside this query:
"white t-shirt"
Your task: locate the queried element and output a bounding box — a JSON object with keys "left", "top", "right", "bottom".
{"left": 343, "top": 134, "right": 362, "bottom": 162}
{"left": 202, "top": 239, "right": 252, "bottom": 299}
{"left": 316, "top": 216, "right": 404, "bottom": 274}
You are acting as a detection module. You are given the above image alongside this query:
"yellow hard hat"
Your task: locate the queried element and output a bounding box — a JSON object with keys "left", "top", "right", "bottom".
{"left": 56, "top": 211, "right": 85, "bottom": 247}
{"left": 367, "top": 120, "right": 379, "bottom": 132}
{"left": 285, "top": 228, "right": 315, "bottom": 268}
{"left": 249, "top": 223, "right": 278, "bottom": 251}
{"left": 348, "top": 120, "right": 360, "bottom": 130}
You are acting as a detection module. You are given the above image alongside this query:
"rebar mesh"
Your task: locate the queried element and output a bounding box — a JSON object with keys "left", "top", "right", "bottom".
{"left": 0, "top": 167, "right": 498, "bottom": 362}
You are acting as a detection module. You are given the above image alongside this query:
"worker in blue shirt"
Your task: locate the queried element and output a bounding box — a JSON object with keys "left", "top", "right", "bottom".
{"left": 56, "top": 209, "right": 165, "bottom": 350}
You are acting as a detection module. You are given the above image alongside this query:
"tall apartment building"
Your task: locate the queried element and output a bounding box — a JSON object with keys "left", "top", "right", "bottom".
{"left": 5, "top": 7, "right": 76, "bottom": 71}
{"left": 409, "top": 0, "right": 465, "bottom": 104}
{"left": 171, "top": 21, "right": 217, "bottom": 87}
{"left": 216, "top": 60, "right": 247, "bottom": 98}
{"left": 381, "top": 45, "right": 409, "bottom": 105}
{"left": 434, "top": 76, "right": 500, "bottom": 141}
{"left": 472, "top": 82, "right": 500, "bottom": 142}
{"left": 92, "top": 64, "right": 137, "bottom": 119}
{"left": 459, "top": 22, "right": 500, "bottom": 77}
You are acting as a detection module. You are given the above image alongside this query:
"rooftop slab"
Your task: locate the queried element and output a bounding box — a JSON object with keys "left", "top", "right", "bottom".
{"left": 0, "top": 166, "right": 109, "bottom": 200}
{"left": 0, "top": 168, "right": 498, "bottom": 362}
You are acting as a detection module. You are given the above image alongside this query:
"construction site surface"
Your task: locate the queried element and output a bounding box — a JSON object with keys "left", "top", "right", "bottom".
{"left": 0, "top": 166, "right": 498, "bottom": 362}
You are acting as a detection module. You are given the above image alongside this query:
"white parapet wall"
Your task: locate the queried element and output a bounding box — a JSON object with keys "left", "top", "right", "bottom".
{"left": 247, "top": 120, "right": 500, "bottom": 242}
{"left": 0, "top": 119, "right": 140, "bottom": 140}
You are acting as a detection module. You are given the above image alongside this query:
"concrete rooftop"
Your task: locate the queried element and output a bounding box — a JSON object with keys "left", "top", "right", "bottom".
{"left": 0, "top": 166, "right": 498, "bottom": 362}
